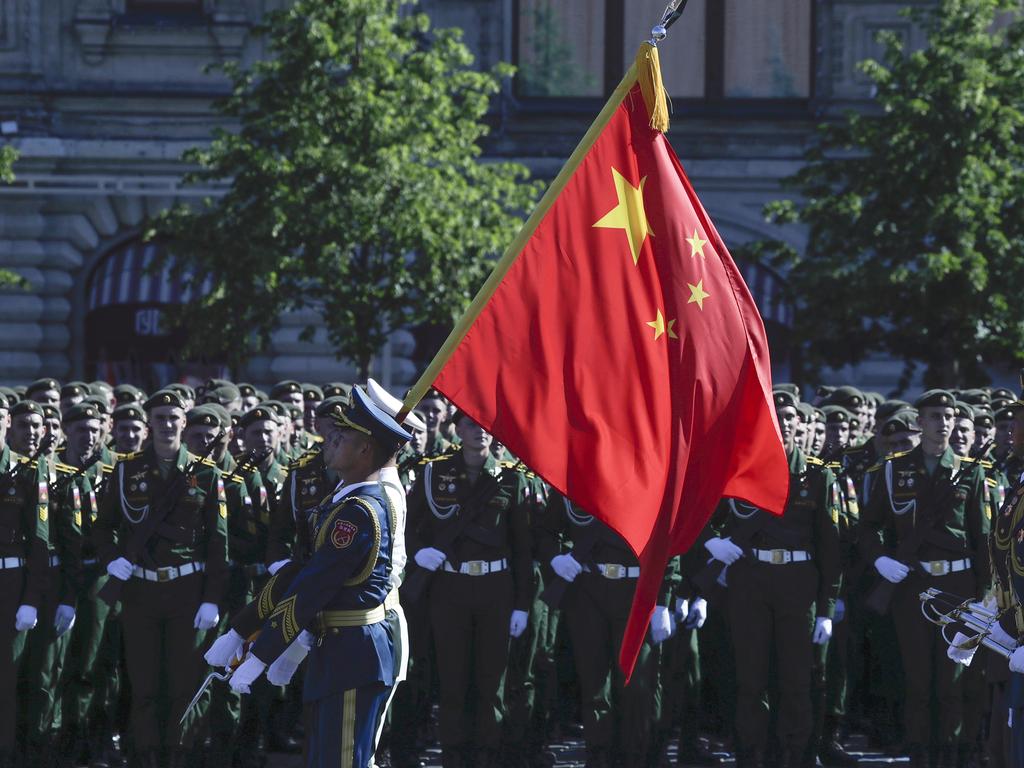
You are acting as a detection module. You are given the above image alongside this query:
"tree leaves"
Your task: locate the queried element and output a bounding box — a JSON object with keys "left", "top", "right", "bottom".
{"left": 152, "top": 0, "right": 542, "bottom": 377}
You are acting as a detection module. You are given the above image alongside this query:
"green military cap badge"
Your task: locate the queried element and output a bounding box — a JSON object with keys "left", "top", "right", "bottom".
{"left": 881, "top": 409, "right": 921, "bottom": 436}
{"left": 83, "top": 394, "right": 112, "bottom": 415}
{"left": 315, "top": 396, "right": 348, "bottom": 419}
{"left": 11, "top": 400, "right": 44, "bottom": 418}
{"left": 166, "top": 383, "right": 196, "bottom": 401}
{"left": 773, "top": 390, "right": 798, "bottom": 410}
{"left": 773, "top": 382, "right": 800, "bottom": 398}
{"left": 953, "top": 401, "right": 974, "bottom": 421}
{"left": 270, "top": 380, "right": 302, "bottom": 399}
{"left": 959, "top": 388, "right": 991, "bottom": 406}
{"left": 795, "top": 401, "right": 814, "bottom": 422}
{"left": 64, "top": 403, "right": 102, "bottom": 424}
{"left": 60, "top": 381, "right": 89, "bottom": 398}
{"left": 262, "top": 400, "right": 288, "bottom": 420}
{"left": 321, "top": 382, "right": 352, "bottom": 400}
{"left": 112, "top": 403, "right": 146, "bottom": 423}
{"left": 144, "top": 389, "right": 187, "bottom": 412}
{"left": 303, "top": 384, "right": 324, "bottom": 402}
{"left": 26, "top": 378, "right": 59, "bottom": 396}
{"left": 113, "top": 384, "right": 144, "bottom": 404}
{"left": 875, "top": 399, "right": 911, "bottom": 423}
{"left": 88, "top": 381, "right": 113, "bottom": 398}
{"left": 973, "top": 405, "right": 994, "bottom": 428}
{"left": 186, "top": 405, "right": 224, "bottom": 428}
{"left": 284, "top": 403, "right": 302, "bottom": 419}
{"left": 914, "top": 389, "right": 955, "bottom": 410}
{"left": 237, "top": 383, "right": 256, "bottom": 399}
{"left": 991, "top": 387, "right": 1017, "bottom": 402}
{"left": 201, "top": 384, "right": 240, "bottom": 406}
{"left": 996, "top": 402, "right": 1024, "bottom": 421}
{"left": 820, "top": 405, "right": 852, "bottom": 424}
{"left": 238, "top": 406, "right": 278, "bottom": 429}
{"left": 41, "top": 404, "right": 60, "bottom": 422}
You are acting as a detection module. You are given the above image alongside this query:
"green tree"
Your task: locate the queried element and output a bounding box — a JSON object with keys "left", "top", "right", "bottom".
{"left": 152, "top": 0, "right": 541, "bottom": 376}
{"left": 742, "top": 0, "right": 1024, "bottom": 388}
{"left": 0, "top": 145, "right": 27, "bottom": 289}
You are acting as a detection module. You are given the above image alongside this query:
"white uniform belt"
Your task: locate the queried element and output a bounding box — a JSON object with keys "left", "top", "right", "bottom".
{"left": 583, "top": 563, "right": 640, "bottom": 579}
{"left": 384, "top": 588, "right": 400, "bottom": 611}
{"left": 131, "top": 561, "right": 205, "bottom": 582}
{"left": 919, "top": 558, "right": 972, "bottom": 576}
{"left": 443, "top": 558, "right": 508, "bottom": 576}
{"left": 48, "top": 554, "right": 60, "bottom": 568}
{"left": 752, "top": 548, "right": 812, "bottom": 565}
{"left": 0, "top": 557, "right": 24, "bottom": 570}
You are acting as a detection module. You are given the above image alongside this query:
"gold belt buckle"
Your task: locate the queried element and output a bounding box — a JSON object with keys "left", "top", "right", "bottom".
{"left": 157, "top": 568, "right": 171, "bottom": 582}
{"left": 930, "top": 560, "right": 945, "bottom": 576}
{"left": 466, "top": 561, "right": 485, "bottom": 576}
{"left": 770, "top": 549, "right": 786, "bottom": 565}
{"left": 604, "top": 564, "right": 623, "bottom": 579}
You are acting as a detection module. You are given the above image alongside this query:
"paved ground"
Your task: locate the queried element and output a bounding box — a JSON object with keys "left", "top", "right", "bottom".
{"left": 265, "top": 734, "right": 912, "bottom": 766}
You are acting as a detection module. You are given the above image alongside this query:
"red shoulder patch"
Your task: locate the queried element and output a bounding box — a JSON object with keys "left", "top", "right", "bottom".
{"left": 331, "top": 519, "right": 359, "bottom": 549}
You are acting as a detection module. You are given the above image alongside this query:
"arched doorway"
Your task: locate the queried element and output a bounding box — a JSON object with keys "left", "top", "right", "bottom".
{"left": 85, "top": 238, "right": 228, "bottom": 390}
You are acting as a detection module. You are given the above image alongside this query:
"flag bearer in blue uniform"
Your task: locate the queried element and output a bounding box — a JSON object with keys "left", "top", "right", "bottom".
{"left": 225, "top": 386, "right": 410, "bottom": 768}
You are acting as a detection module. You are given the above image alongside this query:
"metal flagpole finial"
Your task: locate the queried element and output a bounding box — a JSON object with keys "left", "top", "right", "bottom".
{"left": 649, "top": 0, "right": 690, "bottom": 45}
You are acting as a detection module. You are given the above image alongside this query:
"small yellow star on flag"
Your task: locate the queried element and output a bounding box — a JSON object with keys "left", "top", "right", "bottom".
{"left": 646, "top": 310, "right": 678, "bottom": 340}
{"left": 593, "top": 168, "right": 653, "bottom": 266}
{"left": 686, "top": 229, "right": 708, "bottom": 259}
{"left": 687, "top": 280, "right": 710, "bottom": 310}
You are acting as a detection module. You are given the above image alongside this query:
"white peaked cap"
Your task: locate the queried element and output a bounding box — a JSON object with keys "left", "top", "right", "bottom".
{"left": 366, "top": 378, "right": 426, "bottom": 432}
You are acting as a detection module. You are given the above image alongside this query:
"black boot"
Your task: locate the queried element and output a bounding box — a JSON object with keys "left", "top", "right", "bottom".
{"left": 678, "top": 741, "right": 725, "bottom": 766}
{"left": 819, "top": 724, "right": 858, "bottom": 767}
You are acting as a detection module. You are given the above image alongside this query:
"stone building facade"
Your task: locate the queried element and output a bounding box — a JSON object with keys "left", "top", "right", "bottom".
{"left": 0, "top": 0, "right": 932, "bottom": 390}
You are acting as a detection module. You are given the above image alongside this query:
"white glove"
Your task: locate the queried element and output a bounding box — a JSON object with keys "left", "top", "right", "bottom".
{"left": 414, "top": 547, "right": 447, "bottom": 572}
{"left": 834, "top": 598, "right": 846, "bottom": 623}
{"left": 509, "top": 610, "right": 529, "bottom": 638}
{"left": 685, "top": 597, "right": 708, "bottom": 630}
{"left": 266, "top": 631, "right": 313, "bottom": 685}
{"left": 874, "top": 556, "right": 910, "bottom": 584}
{"left": 812, "top": 617, "right": 833, "bottom": 645}
{"left": 704, "top": 537, "right": 743, "bottom": 565}
{"left": 947, "top": 631, "right": 978, "bottom": 666}
{"left": 1010, "top": 646, "right": 1024, "bottom": 674}
{"left": 268, "top": 559, "right": 291, "bottom": 576}
{"left": 205, "top": 628, "right": 245, "bottom": 668}
{"left": 649, "top": 606, "right": 673, "bottom": 644}
{"left": 54, "top": 604, "right": 76, "bottom": 637}
{"left": 193, "top": 602, "right": 220, "bottom": 631}
{"left": 988, "top": 621, "right": 1018, "bottom": 651}
{"left": 550, "top": 553, "right": 583, "bottom": 582}
{"left": 106, "top": 557, "right": 134, "bottom": 581}
{"left": 228, "top": 655, "right": 267, "bottom": 694}
{"left": 15, "top": 605, "right": 37, "bottom": 632}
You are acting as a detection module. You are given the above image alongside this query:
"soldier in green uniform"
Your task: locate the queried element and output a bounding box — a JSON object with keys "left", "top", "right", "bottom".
{"left": 92, "top": 389, "right": 228, "bottom": 767}
{"left": 0, "top": 394, "right": 50, "bottom": 768}
{"left": 860, "top": 389, "right": 990, "bottom": 767}
{"left": 701, "top": 390, "right": 840, "bottom": 768}
{"left": 418, "top": 389, "right": 452, "bottom": 457}
{"left": 56, "top": 403, "right": 121, "bottom": 768}
{"left": 536, "top": 492, "right": 679, "bottom": 767}
{"left": 237, "top": 384, "right": 259, "bottom": 413}
{"left": 112, "top": 404, "right": 148, "bottom": 455}
{"left": 26, "top": 378, "right": 61, "bottom": 408}
{"left": 59, "top": 383, "right": 89, "bottom": 416}
{"left": 406, "top": 411, "right": 532, "bottom": 768}
{"left": 113, "top": 385, "right": 144, "bottom": 407}
{"left": 302, "top": 385, "right": 323, "bottom": 434}
{"left": 270, "top": 381, "right": 304, "bottom": 411}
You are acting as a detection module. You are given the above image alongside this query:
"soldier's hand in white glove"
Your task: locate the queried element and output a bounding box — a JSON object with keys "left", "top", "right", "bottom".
{"left": 812, "top": 617, "right": 833, "bottom": 645}
{"left": 946, "top": 632, "right": 978, "bottom": 666}
{"left": 268, "top": 559, "right": 290, "bottom": 576}
{"left": 704, "top": 537, "right": 743, "bottom": 565}
{"left": 414, "top": 547, "right": 447, "bottom": 572}
{"left": 267, "top": 631, "right": 314, "bottom": 686}
{"left": 649, "top": 606, "right": 673, "bottom": 644}
{"left": 205, "top": 629, "right": 245, "bottom": 668}
{"left": 988, "top": 621, "right": 1018, "bottom": 651}
{"left": 228, "top": 655, "right": 266, "bottom": 695}
{"left": 193, "top": 602, "right": 220, "bottom": 631}
{"left": 54, "top": 604, "right": 76, "bottom": 637}
{"left": 106, "top": 557, "right": 134, "bottom": 581}
{"left": 874, "top": 556, "right": 909, "bottom": 584}
{"left": 1010, "top": 646, "right": 1024, "bottom": 674}
{"left": 550, "top": 553, "right": 583, "bottom": 582}
{"left": 15, "top": 605, "right": 37, "bottom": 632}
{"left": 685, "top": 598, "right": 708, "bottom": 630}
{"left": 509, "top": 610, "right": 529, "bottom": 638}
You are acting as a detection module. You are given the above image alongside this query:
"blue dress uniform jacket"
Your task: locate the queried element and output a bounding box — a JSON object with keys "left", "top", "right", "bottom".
{"left": 250, "top": 481, "right": 395, "bottom": 701}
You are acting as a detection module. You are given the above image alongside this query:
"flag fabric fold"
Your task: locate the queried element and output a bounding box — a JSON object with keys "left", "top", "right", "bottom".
{"left": 430, "top": 56, "right": 789, "bottom": 676}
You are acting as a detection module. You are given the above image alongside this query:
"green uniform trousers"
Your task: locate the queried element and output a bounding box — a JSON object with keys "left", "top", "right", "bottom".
{"left": 429, "top": 570, "right": 512, "bottom": 751}
{"left": 562, "top": 572, "right": 658, "bottom": 764}
{"left": 727, "top": 560, "right": 817, "bottom": 759}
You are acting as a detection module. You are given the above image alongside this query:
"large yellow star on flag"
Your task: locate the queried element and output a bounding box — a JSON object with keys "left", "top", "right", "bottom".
{"left": 687, "top": 280, "right": 710, "bottom": 310}
{"left": 646, "top": 310, "right": 678, "bottom": 340}
{"left": 686, "top": 229, "right": 708, "bottom": 259}
{"left": 593, "top": 168, "right": 653, "bottom": 266}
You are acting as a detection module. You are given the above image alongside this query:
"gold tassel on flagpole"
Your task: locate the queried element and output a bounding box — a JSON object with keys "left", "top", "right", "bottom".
{"left": 635, "top": 41, "right": 670, "bottom": 134}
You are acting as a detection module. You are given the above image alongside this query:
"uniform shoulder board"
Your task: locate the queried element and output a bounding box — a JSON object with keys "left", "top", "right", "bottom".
{"left": 100, "top": 462, "right": 114, "bottom": 474}
{"left": 198, "top": 456, "right": 220, "bottom": 469}
{"left": 842, "top": 445, "right": 865, "bottom": 458}
{"left": 825, "top": 460, "right": 841, "bottom": 470}
{"left": 310, "top": 434, "right": 324, "bottom": 444}
{"left": 288, "top": 447, "right": 321, "bottom": 471}
{"left": 227, "top": 472, "right": 246, "bottom": 484}
{"left": 865, "top": 460, "right": 886, "bottom": 474}
{"left": 960, "top": 455, "right": 978, "bottom": 464}
{"left": 55, "top": 461, "right": 78, "bottom": 474}
{"left": 805, "top": 456, "right": 825, "bottom": 466}
{"left": 980, "top": 459, "right": 993, "bottom": 469}
{"left": 417, "top": 455, "right": 447, "bottom": 466}
{"left": 986, "top": 476, "right": 998, "bottom": 487}
{"left": 115, "top": 451, "right": 143, "bottom": 463}
{"left": 883, "top": 449, "right": 911, "bottom": 462}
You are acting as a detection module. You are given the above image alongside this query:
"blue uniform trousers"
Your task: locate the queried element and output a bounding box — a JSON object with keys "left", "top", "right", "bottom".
{"left": 304, "top": 683, "right": 391, "bottom": 768}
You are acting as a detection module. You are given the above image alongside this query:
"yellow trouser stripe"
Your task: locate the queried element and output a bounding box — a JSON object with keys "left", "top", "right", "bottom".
{"left": 341, "top": 688, "right": 356, "bottom": 767}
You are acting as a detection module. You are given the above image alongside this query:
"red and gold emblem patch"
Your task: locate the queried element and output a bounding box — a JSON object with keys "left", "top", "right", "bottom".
{"left": 331, "top": 519, "right": 359, "bottom": 549}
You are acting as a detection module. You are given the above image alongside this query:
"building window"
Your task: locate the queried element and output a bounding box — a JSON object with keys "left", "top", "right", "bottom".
{"left": 124, "top": 0, "right": 205, "bottom": 14}
{"left": 514, "top": 0, "right": 811, "bottom": 100}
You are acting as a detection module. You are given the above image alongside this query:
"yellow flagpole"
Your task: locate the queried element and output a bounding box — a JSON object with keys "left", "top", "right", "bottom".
{"left": 399, "top": 38, "right": 672, "bottom": 421}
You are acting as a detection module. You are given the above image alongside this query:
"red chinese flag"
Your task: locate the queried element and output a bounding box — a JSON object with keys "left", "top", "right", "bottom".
{"left": 432, "top": 55, "right": 789, "bottom": 675}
